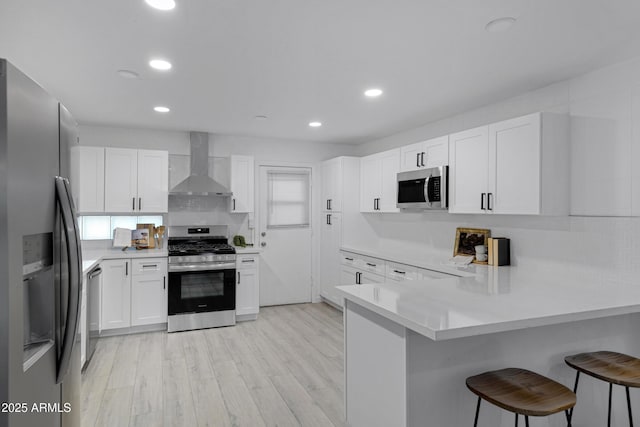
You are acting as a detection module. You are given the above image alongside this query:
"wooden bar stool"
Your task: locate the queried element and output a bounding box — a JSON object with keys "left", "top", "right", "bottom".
{"left": 466, "top": 368, "right": 576, "bottom": 427}
{"left": 565, "top": 351, "right": 640, "bottom": 427}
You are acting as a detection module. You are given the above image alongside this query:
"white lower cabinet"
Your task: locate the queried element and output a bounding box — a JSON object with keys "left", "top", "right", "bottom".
{"left": 100, "top": 259, "right": 131, "bottom": 330}
{"left": 131, "top": 258, "right": 167, "bottom": 326}
{"left": 236, "top": 254, "right": 260, "bottom": 320}
{"left": 101, "top": 257, "right": 167, "bottom": 332}
{"left": 320, "top": 213, "right": 342, "bottom": 306}
{"left": 338, "top": 251, "right": 458, "bottom": 291}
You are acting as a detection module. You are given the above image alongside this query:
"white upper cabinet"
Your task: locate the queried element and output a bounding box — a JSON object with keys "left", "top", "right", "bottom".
{"left": 104, "top": 148, "right": 168, "bottom": 213}
{"left": 449, "top": 126, "right": 489, "bottom": 214}
{"left": 137, "top": 150, "right": 169, "bottom": 213}
{"left": 229, "top": 155, "right": 254, "bottom": 213}
{"left": 449, "top": 113, "right": 569, "bottom": 215}
{"left": 71, "top": 146, "right": 105, "bottom": 213}
{"left": 360, "top": 149, "right": 400, "bottom": 213}
{"left": 399, "top": 135, "right": 449, "bottom": 172}
{"left": 321, "top": 157, "right": 343, "bottom": 212}
{"left": 105, "top": 148, "right": 139, "bottom": 212}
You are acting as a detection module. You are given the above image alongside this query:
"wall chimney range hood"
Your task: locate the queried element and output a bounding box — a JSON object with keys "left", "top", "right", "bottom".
{"left": 169, "top": 132, "right": 232, "bottom": 196}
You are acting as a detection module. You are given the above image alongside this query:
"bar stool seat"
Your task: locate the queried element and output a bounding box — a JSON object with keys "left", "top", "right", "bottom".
{"left": 565, "top": 351, "right": 640, "bottom": 427}
{"left": 466, "top": 368, "right": 576, "bottom": 426}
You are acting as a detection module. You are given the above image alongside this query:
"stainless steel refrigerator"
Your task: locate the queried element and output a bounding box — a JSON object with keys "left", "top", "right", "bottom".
{"left": 0, "top": 59, "right": 82, "bottom": 427}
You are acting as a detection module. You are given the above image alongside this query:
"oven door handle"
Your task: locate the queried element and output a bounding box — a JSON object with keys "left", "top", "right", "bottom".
{"left": 168, "top": 263, "right": 236, "bottom": 272}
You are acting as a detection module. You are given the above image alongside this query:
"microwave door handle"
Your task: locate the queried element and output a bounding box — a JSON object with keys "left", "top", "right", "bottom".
{"left": 441, "top": 167, "right": 448, "bottom": 209}
{"left": 424, "top": 175, "right": 432, "bottom": 204}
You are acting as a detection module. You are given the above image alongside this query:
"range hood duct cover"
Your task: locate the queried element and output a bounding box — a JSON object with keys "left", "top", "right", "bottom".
{"left": 169, "top": 132, "right": 232, "bottom": 196}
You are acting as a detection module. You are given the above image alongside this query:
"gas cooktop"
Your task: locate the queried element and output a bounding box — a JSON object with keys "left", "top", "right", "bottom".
{"left": 167, "top": 225, "right": 236, "bottom": 256}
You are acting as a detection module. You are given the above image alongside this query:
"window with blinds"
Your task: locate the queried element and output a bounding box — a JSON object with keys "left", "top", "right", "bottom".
{"left": 267, "top": 170, "right": 311, "bottom": 228}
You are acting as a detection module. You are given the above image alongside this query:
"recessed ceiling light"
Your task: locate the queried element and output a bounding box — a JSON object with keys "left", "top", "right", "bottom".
{"left": 485, "top": 17, "right": 516, "bottom": 33}
{"left": 145, "top": 0, "right": 176, "bottom": 11}
{"left": 154, "top": 106, "right": 170, "bottom": 113}
{"left": 309, "top": 121, "right": 322, "bottom": 128}
{"left": 364, "top": 88, "right": 383, "bottom": 98}
{"left": 254, "top": 115, "right": 268, "bottom": 121}
{"left": 149, "top": 59, "right": 172, "bottom": 71}
{"left": 117, "top": 69, "right": 139, "bottom": 79}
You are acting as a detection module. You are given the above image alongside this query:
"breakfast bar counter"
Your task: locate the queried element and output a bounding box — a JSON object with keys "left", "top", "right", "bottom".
{"left": 336, "top": 269, "right": 640, "bottom": 427}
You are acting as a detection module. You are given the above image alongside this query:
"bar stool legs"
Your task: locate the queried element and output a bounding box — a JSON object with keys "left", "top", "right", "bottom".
{"left": 566, "top": 351, "right": 639, "bottom": 427}
{"left": 572, "top": 371, "right": 634, "bottom": 427}
{"left": 473, "top": 397, "right": 533, "bottom": 427}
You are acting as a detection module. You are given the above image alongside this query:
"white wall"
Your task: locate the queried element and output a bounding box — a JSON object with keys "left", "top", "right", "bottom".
{"left": 347, "top": 55, "right": 640, "bottom": 283}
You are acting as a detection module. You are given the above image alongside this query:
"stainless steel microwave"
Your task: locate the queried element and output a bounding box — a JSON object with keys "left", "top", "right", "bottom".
{"left": 396, "top": 166, "right": 448, "bottom": 209}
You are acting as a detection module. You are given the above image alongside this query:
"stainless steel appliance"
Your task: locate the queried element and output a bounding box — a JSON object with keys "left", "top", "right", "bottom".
{"left": 167, "top": 226, "right": 236, "bottom": 332}
{"left": 0, "top": 59, "right": 82, "bottom": 427}
{"left": 85, "top": 266, "right": 101, "bottom": 369}
{"left": 397, "top": 165, "right": 449, "bottom": 210}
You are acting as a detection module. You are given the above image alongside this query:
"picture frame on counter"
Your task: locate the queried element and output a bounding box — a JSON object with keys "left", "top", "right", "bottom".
{"left": 453, "top": 227, "right": 491, "bottom": 264}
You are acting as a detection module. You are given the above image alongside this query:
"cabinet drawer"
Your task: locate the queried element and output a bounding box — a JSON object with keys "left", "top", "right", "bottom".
{"left": 131, "top": 258, "right": 166, "bottom": 276}
{"left": 385, "top": 262, "right": 419, "bottom": 281}
{"left": 341, "top": 252, "right": 359, "bottom": 267}
{"left": 237, "top": 254, "right": 259, "bottom": 269}
{"left": 360, "top": 255, "right": 385, "bottom": 275}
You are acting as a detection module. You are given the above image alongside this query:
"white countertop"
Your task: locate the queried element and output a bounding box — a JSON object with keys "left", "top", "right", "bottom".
{"left": 82, "top": 247, "right": 168, "bottom": 275}
{"left": 233, "top": 246, "right": 261, "bottom": 254}
{"left": 336, "top": 267, "right": 640, "bottom": 341}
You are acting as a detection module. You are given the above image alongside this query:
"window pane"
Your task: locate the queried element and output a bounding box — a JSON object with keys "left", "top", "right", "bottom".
{"left": 82, "top": 216, "right": 111, "bottom": 240}
{"left": 137, "top": 215, "right": 163, "bottom": 226}
{"left": 267, "top": 171, "right": 310, "bottom": 228}
{"left": 111, "top": 216, "right": 137, "bottom": 232}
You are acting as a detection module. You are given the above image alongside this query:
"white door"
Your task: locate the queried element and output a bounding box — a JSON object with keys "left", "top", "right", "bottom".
{"left": 359, "top": 154, "right": 380, "bottom": 212}
{"left": 258, "top": 166, "right": 313, "bottom": 306}
{"left": 137, "top": 149, "right": 169, "bottom": 213}
{"left": 489, "top": 113, "right": 541, "bottom": 215}
{"left": 104, "top": 147, "right": 138, "bottom": 213}
{"left": 448, "top": 126, "right": 490, "bottom": 214}
{"left": 230, "top": 155, "right": 255, "bottom": 213}
{"left": 378, "top": 149, "right": 400, "bottom": 212}
{"left": 319, "top": 212, "right": 342, "bottom": 305}
{"left": 399, "top": 141, "right": 425, "bottom": 172}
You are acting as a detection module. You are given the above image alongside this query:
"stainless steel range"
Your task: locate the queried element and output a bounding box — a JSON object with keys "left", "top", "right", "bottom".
{"left": 167, "top": 226, "right": 236, "bottom": 332}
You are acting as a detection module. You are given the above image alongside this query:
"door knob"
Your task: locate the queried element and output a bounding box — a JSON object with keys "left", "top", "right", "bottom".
{"left": 261, "top": 232, "right": 266, "bottom": 237}
{"left": 261, "top": 242, "right": 267, "bottom": 247}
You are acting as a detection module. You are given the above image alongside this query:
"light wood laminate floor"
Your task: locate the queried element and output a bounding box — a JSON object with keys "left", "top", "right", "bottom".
{"left": 81, "top": 303, "right": 345, "bottom": 427}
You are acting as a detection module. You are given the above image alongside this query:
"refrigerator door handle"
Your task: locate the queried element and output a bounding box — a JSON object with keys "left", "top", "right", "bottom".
{"left": 55, "top": 176, "right": 83, "bottom": 384}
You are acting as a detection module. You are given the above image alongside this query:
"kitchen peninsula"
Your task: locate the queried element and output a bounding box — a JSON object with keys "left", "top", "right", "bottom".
{"left": 337, "top": 268, "right": 640, "bottom": 427}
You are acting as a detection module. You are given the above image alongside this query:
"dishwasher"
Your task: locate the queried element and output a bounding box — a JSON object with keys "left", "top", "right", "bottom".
{"left": 85, "top": 265, "right": 102, "bottom": 368}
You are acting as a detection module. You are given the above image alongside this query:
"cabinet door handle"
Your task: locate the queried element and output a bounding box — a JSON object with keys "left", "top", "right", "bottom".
{"left": 232, "top": 198, "right": 236, "bottom": 211}
{"left": 328, "top": 199, "right": 332, "bottom": 210}
{"left": 142, "top": 264, "right": 158, "bottom": 268}
{"left": 125, "top": 261, "right": 128, "bottom": 276}
{"left": 138, "top": 197, "right": 142, "bottom": 210}
{"left": 421, "top": 152, "right": 426, "bottom": 167}
{"left": 132, "top": 197, "right": 135, "bottom": 211}
{"left": 393, "top": 270, "right": 406, "bottom": 274}
{"left": 237, "top": 271, "right": 240, "bottom": 284}
{"left": 481, "top": 193, "right": 486, "bottom": 210}
{"left": 328, "top": 214, "right": 332, "bottom": 225}
{"left": 366, "top": 263, "right": 376, "bottom": 267}
{"left": 487, "top": 193, "right": 493, "bottom": 211}
{"left": 416, "top": 153, "right": 420, "bottom": 168}
{"left": 163, "top": 276, "right": 166, "bottom": 290}
{"left": 327, "top": 199, "right": 330, "bottom": 210}
{"left": 345, "top": 257, "right": 354, "bottom": 261}
{"left": 241, "top": 259, "right": 255, "bottom": 263}
{"left": 356, "top": 272, "right": 361, "bottom": 284}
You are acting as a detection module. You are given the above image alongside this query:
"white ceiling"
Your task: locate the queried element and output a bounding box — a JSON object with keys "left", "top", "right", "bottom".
{"left": 1, "top": 0, "right": 640, "bottom": 144}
